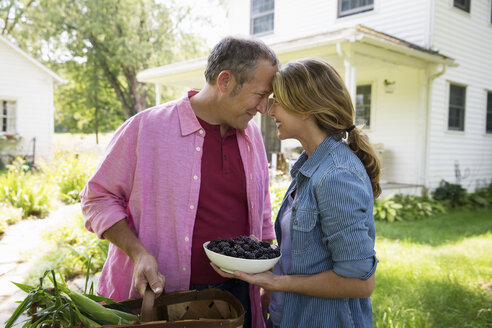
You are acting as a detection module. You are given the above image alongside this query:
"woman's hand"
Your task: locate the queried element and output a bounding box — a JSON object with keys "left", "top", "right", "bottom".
{"left": 210, "top": 263, "right": 283, "bottom": 292}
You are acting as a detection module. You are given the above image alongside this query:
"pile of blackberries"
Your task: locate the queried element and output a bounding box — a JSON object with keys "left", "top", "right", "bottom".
{"left": 207, "top": 236, "right": 281, "bottom": 260}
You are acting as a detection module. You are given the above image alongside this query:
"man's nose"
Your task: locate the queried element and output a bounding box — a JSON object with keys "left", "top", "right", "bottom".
{"left": 256, "top": 97, "right": 269, "bottom": 114}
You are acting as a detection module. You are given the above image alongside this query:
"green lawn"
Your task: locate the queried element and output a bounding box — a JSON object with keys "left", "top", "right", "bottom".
{"left": 373, "top": 208, "right": 492, "bottom": 327}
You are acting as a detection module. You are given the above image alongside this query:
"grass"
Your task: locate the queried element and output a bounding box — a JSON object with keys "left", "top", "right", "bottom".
{"left": 373, "top": 207, "right": 492, "bottom": 327}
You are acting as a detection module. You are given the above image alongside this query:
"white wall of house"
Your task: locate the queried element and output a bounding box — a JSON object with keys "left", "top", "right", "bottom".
{"left": 360, "top": 65, "right": 426, "bottom": 185}
{"left": 228, "top": 0, "right": 431, "bottom": 48}
{"left": 427, "top": 0, "right": 492, "bottom": 191}
{"left": 0, "top": 39, "right": 56, "bottom": 161}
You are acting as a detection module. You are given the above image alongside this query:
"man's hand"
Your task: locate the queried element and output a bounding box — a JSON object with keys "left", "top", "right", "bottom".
{"left": 102, "top": 219, "right": 165, "bottom": 297}
{"left": 134, "top": 253, "right": 166, "bottom": 297}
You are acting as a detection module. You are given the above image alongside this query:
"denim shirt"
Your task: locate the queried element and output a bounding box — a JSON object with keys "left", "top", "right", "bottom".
{"left": 274, "top": 137, "right": 378, "bottom": 328}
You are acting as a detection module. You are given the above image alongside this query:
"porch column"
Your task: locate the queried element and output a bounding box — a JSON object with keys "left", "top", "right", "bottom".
{"left": 155, "top": 84, "right": 161, "bottom": 106}
{"left": 337, "top": 42, "right": 357, "bottom": 107}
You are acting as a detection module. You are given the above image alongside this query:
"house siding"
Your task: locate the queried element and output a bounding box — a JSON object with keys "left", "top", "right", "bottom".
{"left": 0, "top": 40, "right": 55, "bottom": 161}
{"left": 428, "top": 0, "right": 492, "bottom": 191}
{"left": 228, "top": 0, "right": 431, "bottom": 48}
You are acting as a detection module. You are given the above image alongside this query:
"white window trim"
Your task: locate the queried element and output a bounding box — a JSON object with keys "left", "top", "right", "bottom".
{"left": 338, "top": 0, "right": 374, "bottom": 18}
{"left": 250, "top": 0, "right": 275, "bottom": 36}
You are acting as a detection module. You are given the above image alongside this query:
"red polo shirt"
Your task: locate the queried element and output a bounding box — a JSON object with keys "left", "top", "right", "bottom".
{"left": 190, "top": 117, "right": 250, "bottom": 285}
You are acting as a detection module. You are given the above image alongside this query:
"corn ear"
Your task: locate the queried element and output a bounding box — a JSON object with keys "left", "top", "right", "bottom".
{"left": 63, "top": 288, "right": 132, "bottom": 325}
{"left": 107, "top": 308, "right": 139, "bottom": 322}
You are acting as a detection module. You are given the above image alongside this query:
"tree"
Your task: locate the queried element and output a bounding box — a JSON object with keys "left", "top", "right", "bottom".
{"left": 1, "top": 0, "right": 208, "bottom": 132}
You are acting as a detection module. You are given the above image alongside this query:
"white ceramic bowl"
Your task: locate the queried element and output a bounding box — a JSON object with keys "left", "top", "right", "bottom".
{"left": 203, "top": 241, "right": 281, "bottom": 274}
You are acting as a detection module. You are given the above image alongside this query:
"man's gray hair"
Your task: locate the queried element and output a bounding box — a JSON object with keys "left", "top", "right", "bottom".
{"left": 205, "top": 36, "right": 279, "bottom": 95}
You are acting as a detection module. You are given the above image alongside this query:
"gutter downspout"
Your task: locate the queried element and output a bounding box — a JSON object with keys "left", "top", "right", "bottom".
{"left": 423, "top": 63, "right": 446, "bottom": 191}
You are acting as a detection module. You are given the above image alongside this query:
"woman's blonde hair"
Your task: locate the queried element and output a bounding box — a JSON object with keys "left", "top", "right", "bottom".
{"left": 273, "top": 58, "right": 381, "bottom": 198}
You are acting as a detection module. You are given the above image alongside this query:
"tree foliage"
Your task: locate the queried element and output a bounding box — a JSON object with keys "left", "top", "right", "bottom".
{"left": 1, "top": 0, "right": 209, "bottom": 132}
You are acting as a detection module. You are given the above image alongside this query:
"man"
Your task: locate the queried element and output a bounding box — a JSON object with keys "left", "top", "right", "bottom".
{"left": 80, "top": 36, "right": 278, "bottom": 328}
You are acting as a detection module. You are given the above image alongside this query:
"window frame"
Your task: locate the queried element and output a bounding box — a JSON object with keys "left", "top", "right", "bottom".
{"left": 1, "top": 99, "right": 17, "bottom": 134}
{"left": 447, "top": 83, "right": 466, "bottom": 132}
{"left": 453, "top": 0, "right": 471, "bottom": 13}
{"left": 338, "top": 0, "right": 374, "bottom": 18}
{"left": 250, "top": 0, "right": 275, "bottom": 36}
{"left": 355, "top": 84, "right": 372, "bottom": 129}
{"left": 486, "top": 91, "right": 492, "bottom": 134}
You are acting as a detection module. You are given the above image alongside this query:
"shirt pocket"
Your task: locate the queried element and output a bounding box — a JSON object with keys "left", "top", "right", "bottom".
{"left": 291, "top": 210, "right": 318, "bottom": 254}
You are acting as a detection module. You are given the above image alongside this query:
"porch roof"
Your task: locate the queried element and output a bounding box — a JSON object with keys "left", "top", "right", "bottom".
{"left": 137, "top": 25, "right": 456, "bottom": 88}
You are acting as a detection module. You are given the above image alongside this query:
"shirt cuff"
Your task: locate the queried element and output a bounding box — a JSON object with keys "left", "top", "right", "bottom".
{"left": 333, "top": 256, "right": 378, "bottom": 281}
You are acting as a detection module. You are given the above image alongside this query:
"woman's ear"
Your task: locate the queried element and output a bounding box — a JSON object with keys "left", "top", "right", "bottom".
{"left": 216, "top": 70, "right": 234, "bottom": 94}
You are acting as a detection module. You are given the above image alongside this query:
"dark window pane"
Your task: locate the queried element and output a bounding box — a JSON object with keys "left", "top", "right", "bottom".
{"left": 253, "top": 13, "right": 274, "bottom": 34}
{"left": 487, "top": 92, "right": 492, "bottom": 133}
{"left": 252, "top": 0, "right": 274, "bottom": 15}
{"left": 356, "top": 85, "right": 371, "bottom": 127}
{"left": 339, "top": 0, "right": 373, "bottom": 16}
{"left": 448, "top": 84, "right": 466, "bottom": 131}
{"left": 453, "top": 0, "right": 470, "bottom": 12}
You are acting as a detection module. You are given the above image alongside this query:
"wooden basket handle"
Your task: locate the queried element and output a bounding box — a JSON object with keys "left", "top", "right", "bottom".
{"left": 141, "top": 286, "right": 155, "bottom": 322}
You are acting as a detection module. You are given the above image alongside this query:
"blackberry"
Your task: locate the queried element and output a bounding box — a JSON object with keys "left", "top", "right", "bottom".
{"left": 207, "top": 236, "right": 281, "bottom": 260}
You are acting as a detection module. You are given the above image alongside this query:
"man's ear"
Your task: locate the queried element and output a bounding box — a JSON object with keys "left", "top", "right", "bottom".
{"left": 217, "top": 70, "right": 234, "bottom": 94}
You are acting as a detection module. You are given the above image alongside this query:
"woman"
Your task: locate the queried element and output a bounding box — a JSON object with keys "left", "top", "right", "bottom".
{"left": 212, "top": 58, "right": 381, "bottom": 327}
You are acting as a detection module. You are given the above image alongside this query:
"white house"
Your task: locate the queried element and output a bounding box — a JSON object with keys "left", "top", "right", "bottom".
{"left": 137, "top": 0, "right": 492, "bottom": 195}
{"left": 0, "top": 35, "right": 64, "bottom": 165}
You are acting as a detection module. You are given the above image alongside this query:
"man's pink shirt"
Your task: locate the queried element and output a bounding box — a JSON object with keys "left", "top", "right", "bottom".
{"left": 80, "top": 92, "right": 275, "bottom": 327}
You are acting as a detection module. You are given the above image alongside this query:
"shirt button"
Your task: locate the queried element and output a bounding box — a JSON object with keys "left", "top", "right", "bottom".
{"left": 196, "top": 146, "right": 201, "bottom": 151}
{"left": 199, "top": 129, "right": 204, "bottom": 134}
{"left": 190, "top": 205, "right": 195, "bottom": 210}
{"left": 193, "top": 175, "right": 198, "bottom": 180}
{"left": 185, "top": 236, "right": 189, "bottom": 242}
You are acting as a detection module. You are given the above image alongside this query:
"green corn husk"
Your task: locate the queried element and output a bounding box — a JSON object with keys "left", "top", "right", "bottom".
{"left": 60, "top": 285, "right": 136, "bottom": 325}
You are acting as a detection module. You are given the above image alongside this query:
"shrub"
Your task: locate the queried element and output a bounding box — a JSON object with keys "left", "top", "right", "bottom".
{"left": 0, "top": 158, "right": 54, "bottom": 218}
{"left": 39, "top": 152, "right": 97, "bottom": 204}
{"left": 27, "top": 213, "right": 109, "bottom": 283}
{"left": 432, "top": 180, "right": 468, "bottom": 208}
{"left": 393, "top": 194, "right": 446, "bottom": 220}
{"left": 467, "top": 180, "right": 492, "bottom": 208}
{"left": 373, "top": 195, "right": 403, "bottom": 222}
{"left": 0, "top": 202, "right": 23, "bottom": 234}
{"left": 269, "top": 174, "right": 290, "bottom": 220}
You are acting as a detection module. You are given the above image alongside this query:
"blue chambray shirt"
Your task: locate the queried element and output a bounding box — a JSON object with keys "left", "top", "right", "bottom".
{"left": 274, "top": 136, "right": 378, "bottom": 328}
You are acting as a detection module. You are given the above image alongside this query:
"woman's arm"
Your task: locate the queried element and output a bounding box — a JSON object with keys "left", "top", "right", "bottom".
{"left": 211, "top": 264, "right": 374, "bottom": 298}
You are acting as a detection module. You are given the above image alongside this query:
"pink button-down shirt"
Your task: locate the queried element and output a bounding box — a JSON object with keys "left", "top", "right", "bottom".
{"left": 80, "top": 91, "right": 275, "bottom": 328}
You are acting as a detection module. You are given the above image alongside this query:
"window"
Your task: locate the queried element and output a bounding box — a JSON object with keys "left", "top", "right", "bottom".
{"left": 448, "top": 84, "right": 466, "bottom": 131}
{"left": 487, "top": 92, "right": 492, "bottom": 133}
{"left": 453, "top": 0, "right": 470, "bottom": 12}
{"left": 338, "top": 0, "right": 374, "bottom": 17}
{"left": 1, "top": 100, "right": 16, "bottom": 134}
{"left": 251, "top": 0, "right": 274, "bottom": 35}
{"left": 355, "top": 85, "right": 371, "bottom": 127}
